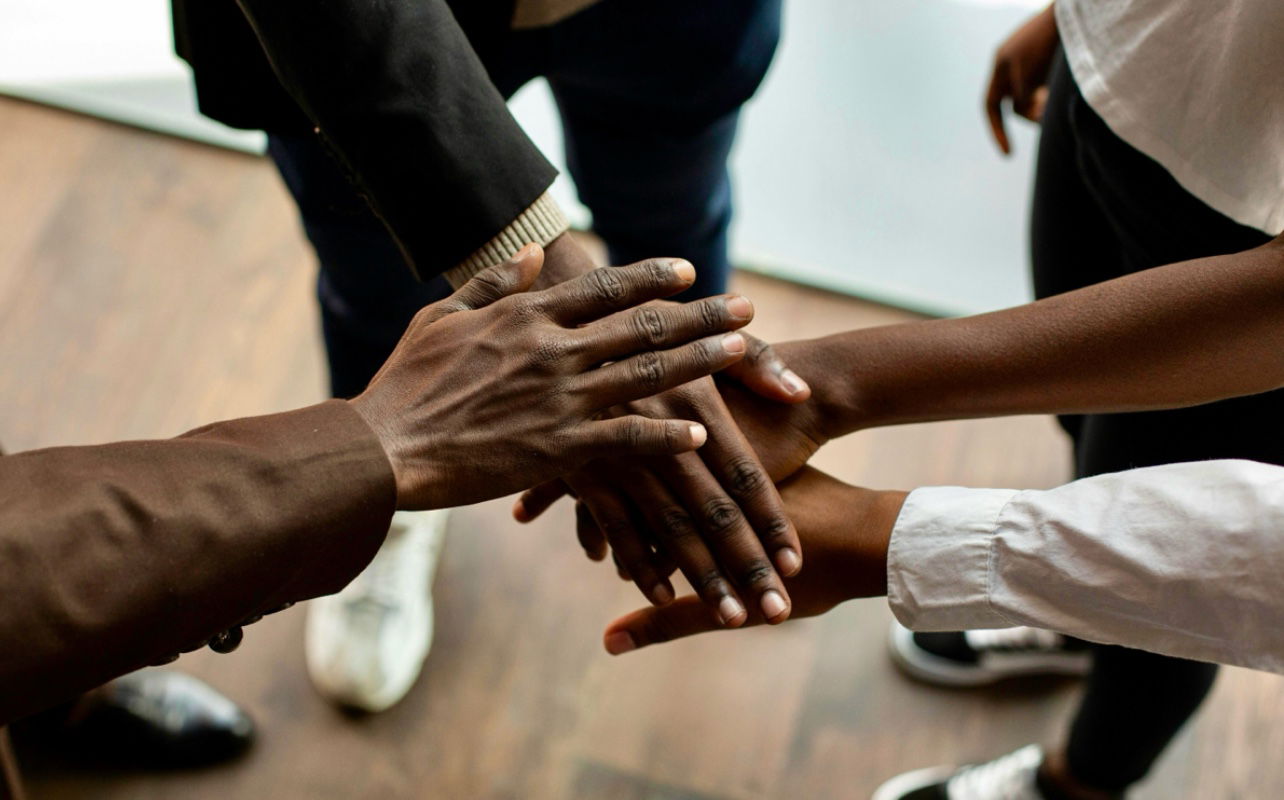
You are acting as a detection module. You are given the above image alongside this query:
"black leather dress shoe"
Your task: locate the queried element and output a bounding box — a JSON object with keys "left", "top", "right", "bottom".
{"left": 15, "top": 670, "right": 255, "bottom": 769}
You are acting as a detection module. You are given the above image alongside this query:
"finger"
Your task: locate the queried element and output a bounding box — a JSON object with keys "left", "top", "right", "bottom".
{"left": 575, "top": 500, "right": 609, "bottom": 561}
{"left": 576, "top": 480, "right": 674, "bottom": 605}
{"left": 611, "top": 549, "right": 629, "bottom": 580}
{"left": 574, "top": 415, "right": 708, "bottom": 460}
{"left": 985, "top": 64, "right": 1012, "bottom": 155}
{"left": 603, "top": 596, "right": 725, "bottom": 655}
{"left": 1027, "top": 85, "right": 1049, "bottom": 123}
{"left": 699, "top": 411, "right": 804, "bottom": 580}
{"left": 719, "top": 333, "right": 810, "bottom": 404}
{"left": 575, "top": 294, "right": 753, "bottom": 365}
{"left": 422, "top": 243, "right": 544, "bottom": 324}
{"left": 574, "top": 333, "right": 747, "bottom": 410}
{"left": 534, "top": 258, "right": 696, "bottom": 325}
{"left": 513, "top": 479, "right": 570, "bottom": 523}
{"left": 657, "top": 452, "right": 792, "bottom": 625}
{"left": 617, "top": 464, "right": 749, "bottom": 624}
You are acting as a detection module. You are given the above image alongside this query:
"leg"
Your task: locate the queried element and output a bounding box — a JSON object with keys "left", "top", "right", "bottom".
{"left": 879, "top": 52, "right": 1275, "bottom": 800}
{"left": 1044, "top": 52, "right": 1274, "bottom": 794}
{"left": 545, "top": 0, "right": 783, "bottom": 299}
{"left": 266, "top": 133, "right": 452, "bottom": 399}
{"left": 885, "top": 51, "right": 1126, "bottom": 691}
{"left": 266, "top": 133, "right": 455, "bottom": 712}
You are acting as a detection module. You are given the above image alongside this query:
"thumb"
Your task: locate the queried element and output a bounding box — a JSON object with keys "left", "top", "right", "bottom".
{"left": 422, "top": 243, "right": 545, "bottom": 323}
{"left": 603, "top": 597, "right": 723, "bottom": 655}
{"left": 721, "top": 333, "right": 811, "bottom": 404}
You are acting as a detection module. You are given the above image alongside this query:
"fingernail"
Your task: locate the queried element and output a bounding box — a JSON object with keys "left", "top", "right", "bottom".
{"left": 761, "top": 590, "right": 787, "bottom": 620}
{"left": 776, "top": 547, "right": 801, "bottom": 576}
{"left": 670, "top": 260, "right": 696, "bottom": 283}
{"left": 722, "top": 333, "right": 746, "bottom": 354}
{"left": 651, "top": 583, "right": 674, "bottom": 605}
{"left": 689, "top": 423, "right": 707, "bottom": 447}
{"left": 781, "top": 369, "right": 808, "bottom": 395}
{"left": 717, "top": 595, "right": 745, "bottom": 626}
{"left": 726, "top": 296, "right": 753, "bottom": 319}
{"left": 605, "top": 631, "right": 636, "bottom": 655}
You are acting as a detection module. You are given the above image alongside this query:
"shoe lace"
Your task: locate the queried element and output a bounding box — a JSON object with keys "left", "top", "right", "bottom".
{"left": 947, "top": 745, "right": 1043, "bottom": 800}
{"left": 966, "top": 626, "right": 1065, "bottom": 653}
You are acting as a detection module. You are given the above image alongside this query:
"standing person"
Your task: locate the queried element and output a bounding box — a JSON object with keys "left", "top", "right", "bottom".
{"left": 173, "top": 0, "right": 804, "bottom": 713}
{"left": 878, "top": 2, "right": 1284, "bottom": 797}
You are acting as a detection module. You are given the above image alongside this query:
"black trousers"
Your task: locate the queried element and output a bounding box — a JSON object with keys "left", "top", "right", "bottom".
{"left": 1031, "top": 52, "right": 1277, "bottom": 793}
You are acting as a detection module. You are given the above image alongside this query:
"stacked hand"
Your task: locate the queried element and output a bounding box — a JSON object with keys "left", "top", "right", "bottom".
{"left": 514, "top": 323, "right": 845, "bottom": 628}
{"left": 602, "top": 467, "right": 906, "bottom": 654}
{"left": 351, "top": 244, "right": 758, "bottom": 510}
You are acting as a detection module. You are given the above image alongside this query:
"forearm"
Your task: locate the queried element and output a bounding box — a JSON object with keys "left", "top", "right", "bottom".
{"left": 0, "top": 401, "right": 395, "bottom": 723}
{"left": 800, "top": 235, "right": 1284, "bottom": 438}
{"left": 235, "top": 0, "right": 559, "bottom": 280}
{"left": 889, "top": 460, "right": 1284, "bottom": 673}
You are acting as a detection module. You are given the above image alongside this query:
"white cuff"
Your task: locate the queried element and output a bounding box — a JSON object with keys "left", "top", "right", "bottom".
{"left": 444, "top": 192, "right": 571, "bottom": 289}
{"left": 887, "top": 486, "right": 1019, "bottom": 631}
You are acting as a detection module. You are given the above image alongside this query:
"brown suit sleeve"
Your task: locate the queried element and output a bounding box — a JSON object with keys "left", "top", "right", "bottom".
{"left": 0, "top": 400, "right": 396, "bottom": 724}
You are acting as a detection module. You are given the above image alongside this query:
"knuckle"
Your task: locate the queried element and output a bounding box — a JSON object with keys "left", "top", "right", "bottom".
{"left": 656, "top": 507, "right": 697, "bottom": 541}
{"left": 724, "top": 457, "right": 767, "bottom": 497}
{"left": 631, "top": 350, "right": 667, "bottom": 391}
{"left": 698, "top": 299, "right": 723, "bottom": 333}
{"left": 631, "top": 306, "right": 668, "bottom": 347}
{"left": 530, "top": 333, "right": 568, "bottom": 369}
{"left": 622, "top": 416, "right": 648, "bottom": 449}
{"left": 642, "top": 259, "right": 672, "bottom": 288}
{"left": 739, "top": 561, "right": 776, "bottom": 589}
{"left": 584, "top": 267, "right": 626, "bottom": 305}
{"left": 700, "top": 498, "right": 744, "bottom": 537}
{"left": 597, "top": 514, "right": 635, "bottom": 539}
{"left": 469, "top": 266, "right": 510, "bottom": 297}
{"left": 745, "top": 335, "right": 772, "bottom": 365}
{"left": 760, "top": 516, "right": 793, "bottom": 546}
{"left": 693, "top": 569, "right": 728, "bottom": 599}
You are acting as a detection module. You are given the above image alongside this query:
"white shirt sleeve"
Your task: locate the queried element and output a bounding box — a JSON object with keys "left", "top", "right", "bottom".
{"left": 886, "top": 459, "right": 1284, "bottom": 674}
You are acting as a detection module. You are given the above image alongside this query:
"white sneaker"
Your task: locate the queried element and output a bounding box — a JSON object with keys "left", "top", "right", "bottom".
{"left": 305, "top": 509, "right": 449, "bottom": 712}
{"left": 888, "top": 621, "right": 1091, "bottom": 687}
{"left": 873, "top": 745, "right": 1046, "bottom": 800}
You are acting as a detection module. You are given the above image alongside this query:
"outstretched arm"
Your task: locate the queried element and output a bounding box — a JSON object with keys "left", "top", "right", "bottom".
{"left": 751, "top": 234, "right": 1284, "bottom": 444}
{"left": 0, "top": 248, "right": 752, "bottom": 723}
{"left": 606, "top": 461, "right": 1284, "bottom": 675}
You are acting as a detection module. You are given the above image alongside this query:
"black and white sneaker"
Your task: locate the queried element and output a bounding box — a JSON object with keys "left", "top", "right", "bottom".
{"left": 888, "top": 621, "right": 1091, "bottom": 687}
{"left": 873, "top": 744, "right": 1046, "bottom": 800}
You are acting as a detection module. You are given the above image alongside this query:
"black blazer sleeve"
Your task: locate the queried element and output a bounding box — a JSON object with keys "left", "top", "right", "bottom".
{"left": 233, "top": 0, "right": 559, "bottom": 280}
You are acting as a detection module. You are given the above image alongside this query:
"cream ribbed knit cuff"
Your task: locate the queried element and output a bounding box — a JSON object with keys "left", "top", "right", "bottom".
{"left": 443, "top": 192, "right": 570, "bottom": 289}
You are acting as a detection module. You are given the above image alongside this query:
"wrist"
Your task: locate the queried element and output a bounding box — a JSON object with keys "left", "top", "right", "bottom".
{"left": 777, "top": 334, "right": 884, "bottom": 440}
{"left": 347, "top": 394, "right": 437, "bottom": 509}
{"left": 842, "top": 486, "right": 906, "bottom": 599}
{"left": 535, "top": 232, "right": 597, "bottom": 289}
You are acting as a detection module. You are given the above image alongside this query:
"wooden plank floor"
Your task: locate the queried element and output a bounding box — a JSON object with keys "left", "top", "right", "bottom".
{"left": 2, "top": 96, "right": 1281, "bottom": 799}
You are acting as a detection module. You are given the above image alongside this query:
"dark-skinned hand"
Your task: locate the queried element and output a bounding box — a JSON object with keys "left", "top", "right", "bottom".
{"left": 350, "top": 244, "right": 757, "bottom": 509}
{"left": 985, "top": 3, "right": 1059, "bottom": 154}
{"left": 514, "top": 339, "right": 827, "bottom": 629}
{"left": 600, "top": 467, "right": 907, "bottom": 654}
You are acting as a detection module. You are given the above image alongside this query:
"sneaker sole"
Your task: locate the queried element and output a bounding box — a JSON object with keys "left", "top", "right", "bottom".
{"left": 871, "top": 765, "right": 956, "bottom": 800}
{"left": 887, "top": 622, "right": 1091, "bottom": 687}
